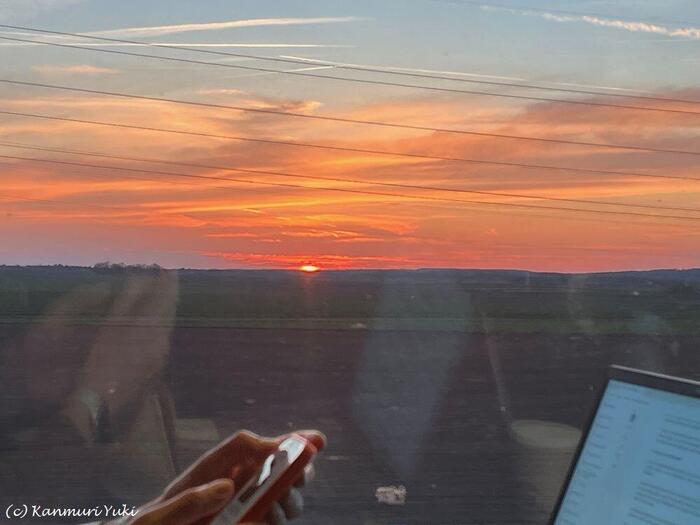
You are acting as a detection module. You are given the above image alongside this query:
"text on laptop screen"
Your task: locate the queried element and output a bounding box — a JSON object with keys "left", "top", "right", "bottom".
{"left": 554, "top": 379, "right": 700, "bottom": 525}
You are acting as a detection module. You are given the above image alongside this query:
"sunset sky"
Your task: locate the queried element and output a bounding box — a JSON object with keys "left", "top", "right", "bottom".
{"left": 1, "top": 0, "right": 699, "bottom": 271}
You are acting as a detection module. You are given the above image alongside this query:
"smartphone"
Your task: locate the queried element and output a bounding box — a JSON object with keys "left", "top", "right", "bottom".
{"left": 223, "top": 434, "right": 318, "bottom": 524}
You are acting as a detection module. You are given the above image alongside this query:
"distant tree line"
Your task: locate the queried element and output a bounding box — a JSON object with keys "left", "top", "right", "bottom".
{"left": 92, "top": 262, "right": 163, "bottom": 273}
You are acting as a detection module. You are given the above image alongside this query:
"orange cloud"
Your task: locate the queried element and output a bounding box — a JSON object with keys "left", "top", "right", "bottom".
{"left": 204, "top": 251, "right": 419, "bottom": 269}
{"left": 1, "top": 83, "right": 699, "bottom": 270}
{"left": 32, "top": 64, "right": 121, "bottom": 75}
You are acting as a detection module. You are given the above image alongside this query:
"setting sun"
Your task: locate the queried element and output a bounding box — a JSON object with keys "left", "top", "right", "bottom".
{"left": 299, "top": 265, "right": 321, "bottom": 273}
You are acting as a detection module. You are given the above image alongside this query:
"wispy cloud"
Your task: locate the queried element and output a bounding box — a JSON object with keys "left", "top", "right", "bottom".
{"left": 196, "top": 88, "right": 247, "bottom": 96}
{"left": 195, "top": 86, "right": 325, "bottom": 112}
{"left": 482, "top": 5, "right": 700, "bottom": 40}
{"left": 89, "top": 16, "right": 362, "bottom": 38}
{"left": 204, "top": 251, "right": 415, "bottom": 269}
{"left": 0, "top": 42, "right": 351, "bottom": 48}
{"left": 280, "top": 55, "right": 649, "bottom": 94}
{"left": 0, "top": 30, "right": 353, "bottom": 48}
{"left": 239, "top": 96, "right": 323, "bottom": 113}
{"left": 281, "top": 55, "right": 527, "bottom": 82}
{"left": 32, "top": 64, "right": 120, "bottom": 75}
{"left": 544, "top": 13, "right": 700, "bottom": 40}
{"left": 217, "top": 65, "right": 335, "bottom": 83}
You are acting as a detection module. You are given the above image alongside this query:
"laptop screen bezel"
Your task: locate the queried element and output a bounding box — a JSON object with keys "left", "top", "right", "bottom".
{"left": 547, "top": 365, "right": 700, "bottom": 525}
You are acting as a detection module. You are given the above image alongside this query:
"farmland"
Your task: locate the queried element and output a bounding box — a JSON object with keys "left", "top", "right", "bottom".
{"left": 1, "top": 266, "right": 699, "bottom": 524}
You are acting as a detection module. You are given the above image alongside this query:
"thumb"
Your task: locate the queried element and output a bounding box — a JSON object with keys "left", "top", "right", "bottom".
{"left": 136, "top": 479, "right": 234, "bottom": 525}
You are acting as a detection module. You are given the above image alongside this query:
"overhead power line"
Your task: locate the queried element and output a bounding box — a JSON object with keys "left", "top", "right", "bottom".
{"left": 0, "top": 192, "right": 150, "bottom": 215}
{"left": 2, "top": 80, "right": 700, "bottom": 157}
{"left": 1, "top": 23, "right": 699, "bottom": 108}
{"left": 0, "top": 189, "right": 673, "bottom": 231}
{"left": 3, "top": 109, "right": 700, "bottom": 184}
{"left": 2, "top": 152, "right": 700, "bottom": 223}
{"left": 2, "top": 142, "right": 697, "bottom": 214}
{"left": 1, "top": 33, "right": 700, "bottom": 117}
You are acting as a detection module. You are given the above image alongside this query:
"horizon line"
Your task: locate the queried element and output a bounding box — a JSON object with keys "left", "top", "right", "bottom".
{"left": 2, "top": 264, "right": 699, "bottom": 275}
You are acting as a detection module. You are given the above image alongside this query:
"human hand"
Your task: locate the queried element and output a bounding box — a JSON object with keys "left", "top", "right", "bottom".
{"left": 106, "top": 429, "right": 326, "bottom": 525}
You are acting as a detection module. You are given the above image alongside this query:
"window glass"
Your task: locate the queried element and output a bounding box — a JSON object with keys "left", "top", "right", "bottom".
{"left": 1, "top": 1, "right": 699, "bottom": 524}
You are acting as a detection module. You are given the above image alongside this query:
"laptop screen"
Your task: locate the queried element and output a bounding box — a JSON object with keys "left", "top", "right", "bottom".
{"left": 553, "top": 377, "right": 700, "bottom": 525}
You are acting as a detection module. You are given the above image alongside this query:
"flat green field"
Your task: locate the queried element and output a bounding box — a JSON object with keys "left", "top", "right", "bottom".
{"left": 1, "top": 266, "right": 699, "bottom": 334}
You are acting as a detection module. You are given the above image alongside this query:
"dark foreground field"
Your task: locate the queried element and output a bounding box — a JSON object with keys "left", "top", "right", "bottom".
{"left": 170, "top": 328, "right": 700, "bottom": 524}
{"left": 1, "top": 267, "right": 699, "bottom": 524}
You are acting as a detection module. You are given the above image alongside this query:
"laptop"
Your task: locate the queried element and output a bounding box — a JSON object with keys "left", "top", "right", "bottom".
{"left": 549, "top": 365, "right": 700, "bottom": 525}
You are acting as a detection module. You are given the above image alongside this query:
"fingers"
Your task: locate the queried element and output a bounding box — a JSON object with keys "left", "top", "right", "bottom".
{"left": 134, "top": 479, "right": 234, "bottom": 525}
{"left": 279, "top": 488, "right": 303, "bottom": 520}
{"left": 162, "top": 431, "right": 275, "bottom": 500}
{"left": 290, "top": 430, "right": 327, "bottom": 452}
{"left": 162, "top": 429, "right": 326, "bottom": 503}
{"left": 266, "top": 502, "right": 287, "bottom": 525}
{"left": 294, "top": 464, "right": 315, "bottom": 488}
{"left": 235, "top": 430, "right": 280, "bottom": 456}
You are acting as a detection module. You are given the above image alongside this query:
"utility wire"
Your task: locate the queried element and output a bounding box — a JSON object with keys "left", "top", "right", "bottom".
{"left": 3, "top": 109, "right": 700, "bottom": 184}
{"left": 0, "top": 190, "right": 671, "bottom": 231}
{"left": 2, "top": 142, "right": 697, "bottom": 214}
{"left": 2, "top": 33, "right": 700, "bottom": 117}
{"left": 2, "top": 153, "right": 700, "bottom": 222}
{"left": 1, "top": 23, "right": 699, "bottom": 108}
{"left": 0, "top": 191, "right": 150, "bottom": 215}
{"left": 2, "top": 80, "right": 700, "bottom": 157}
